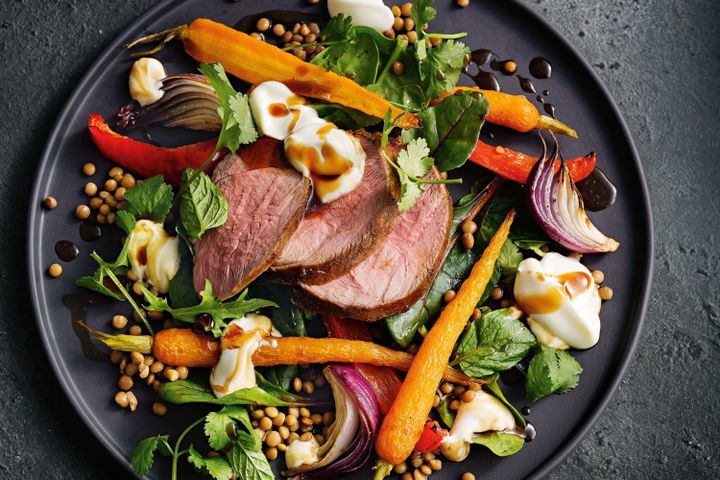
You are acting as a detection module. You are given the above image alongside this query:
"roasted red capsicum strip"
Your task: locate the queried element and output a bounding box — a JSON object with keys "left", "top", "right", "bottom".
{"left": 87, "top": 113, "right": 217, "bottom": 185}
{"left": 469, "top": 140, "right": 597, "bottom": 184}
{"left": 323, "top": 315, "right": 403, "bottom": 416}
{"left": 414, "top": 420, "right": 448, "bottom": 453}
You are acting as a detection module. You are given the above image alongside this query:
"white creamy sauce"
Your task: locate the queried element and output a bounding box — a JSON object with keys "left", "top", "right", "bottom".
{"left": 127, "top": 220, "right": 179, "bottom": 294}
{"left": 248, "top": 81, "right": 366, "bottom": 203}
{"left": 129, "top": 58, "right": 166, "bottom": 106}
{"left": 441, "top": 391, "right": 517, "bottom": 462}
{"left": 210, "top": 314, "right": 280, "bottom": 398}
{"left": 513, "top": 252, "right": 601, "bottom": 350}
{"left": 284, "top": 437, "right": 321, "bottom": 469}
{"left": 327, "top": 0, "right": 395, "bottom": 32}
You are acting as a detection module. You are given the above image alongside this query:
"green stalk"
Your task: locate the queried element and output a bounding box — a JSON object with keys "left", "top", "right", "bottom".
{"left": 91, "top": 252, "right": 154, "bottom": 335}
{"left": 171, "top": 417, "right": 204, "bottom": 480}
{"left": 376, "top": 36, "right": 408, "bottom": 85}
{"left": 425, "top": 32, "right": 468, "bottom": 39}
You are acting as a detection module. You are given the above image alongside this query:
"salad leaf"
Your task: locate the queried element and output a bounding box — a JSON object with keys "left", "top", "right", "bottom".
{"left": 75, "top": 240, "right": 131, "bottom": 300}
{"left": 179, "top": 168, "right": 229, "bottom": 240}
{"left": 187, "top": 446, "right": 234, "bottom": 480}
{"left": 452, "top": 309, "right": 536, "bottom": 377}
{"left": 227, "top": 431, "right": 274, "bottom": 480}
{"left": 525, "top": 345, "right": 583, "bottom": 401}
{"left": 311, "top": 103, "right": 379, "bottom": 130}
{"left": 247, "top": 284, "right": 310, "bottom": 337}
{"left": 198, "top": 62, "right": 257, "bottom": 153}
{"left": 168, "top": 230, "right": 197, "bottom": 308}
{"left": 158, "top": 374, "right": 323, "bottom": 407}
{"left": 396, "top": 138, "right": 433, "bottom": 211}
{"left": 260, "top": 365, "right": 298, "bottom": 392}
{"left": 436, "top": 396, "right": 455, "bottom": 428}
{"left": 483, "top": 377, "right": 526, "bottom": 426}
{"left": 319, "top": 13, "right": 355, "bottom": 42}
{"left": 130, "top": 434, "right": 172, "bottom": 477}
{"left": 419, "top": 40, "right": 469, "bottom": 101}
{"left": 472, "top": 432, "right": 525, "bottom": 456}
{"left": 497, "top": 240, "right": 524, "bottom": 282}
{"left": 312, "top": 31, "right": 380, "bottom": 86}
{"left": 403, "top": 91, "right": 488, "bottom": 171}
{"left": 141, "top": 279, "right": 277, "bottom": 337}
{"left": 119, "top": 175, "right": 174, "bottom": 230}
{"left": 411, "top": 0, "right": 438, "bottom": 34}
{"left": 205, "top": 406, "right": 252, "bottom": 450}
{"left": 369, "top": 44, "right": 425, "bottom": 111}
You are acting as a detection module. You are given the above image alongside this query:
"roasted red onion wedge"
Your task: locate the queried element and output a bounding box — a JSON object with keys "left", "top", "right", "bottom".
{"left": 526, "top": 135, "right": 620, "bottom": 253}
{"left": 117, "top": 74, "right": 222, "bottom": 131}
{"left": 286, "top": 365, "right": 379, "bottom": 480}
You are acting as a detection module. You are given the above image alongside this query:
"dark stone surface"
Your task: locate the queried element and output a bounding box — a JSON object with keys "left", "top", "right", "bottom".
{"left": 0, "top": 0, "right": 718, "bottom": 478}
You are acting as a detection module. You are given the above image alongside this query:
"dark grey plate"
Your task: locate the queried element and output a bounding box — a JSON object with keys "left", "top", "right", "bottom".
{"left": 27, "top": 0, "right": 653, "bottom": 478}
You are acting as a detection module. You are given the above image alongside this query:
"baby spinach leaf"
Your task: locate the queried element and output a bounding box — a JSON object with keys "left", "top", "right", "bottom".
{"left": 168, "top": 231, "right": 197, "bottom": 308}
{"left": 484, "top": 377, "right": 526, "bottom": 426}
{"left": 187, "top": 445, "right": 234, "bottom": 480}
{"left": 525, "top": 345, "right": 583, "bottom": 402}
{"left": 227, "top": 432, "right": 274, "bottom": 480}
{"left": 248, "top": 284, "right": 309, "bottom": 337}
{"left": 452, "top": 309, "right": 536, "bottom": 378}
{"left": 179, "top": 168, "right": 228, "bottom": 240}
{"left": 158, "top": 374, "right": 322, "bottom": 407}
{"left": 260, "top": 365, "right": 298, "bottom": 392}
{"left": 131, "top": 434, "right": 172, "bottom": 477}
{"left": 311, "top": 103, "right": 379, "bottom": 130}
{"left": 142, "top": 279, "right": 277, "bottom": 337}
{"left": 402, "top": 91, "right": 488, "bottom": 171}
{"left": 472, "top": 432, "right": 525, "bottom": 457}
{"left": 368, "top": 45, "right": 425, "bottom": 111}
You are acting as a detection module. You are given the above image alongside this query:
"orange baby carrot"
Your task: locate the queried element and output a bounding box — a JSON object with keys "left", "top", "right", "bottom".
{"left": 152, "top": 328, "right": 220, "bottom": 367}
{"left": 374, "top": 209, "right": 516, "bottom": 467}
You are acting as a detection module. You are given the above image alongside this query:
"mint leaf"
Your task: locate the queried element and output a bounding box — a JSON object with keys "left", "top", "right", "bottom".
{"left": 179, "top": 168, "right": 229, "bottom": 239}
{"left": 227, "top": 432, "right": 274, "bottom": 480}
{"left": 130, "top": 434, "right": 171, "bottom": 476}
{"left": 187, "top": 445, "right": 234, "bottom": 480}
{"left": 525, "top": 345, "right": 583, "bottom": 401}
{"left": 199, "top": 63, "right": 257, "bottom": 154}
{"left": 453, "top": 308, "right": 536, "bottom": 377}
{"left": 121, "top": 175, "right": 173, "bottom": 224}
{"left": 142, "top": 279, "right": 277, "bottom": 337}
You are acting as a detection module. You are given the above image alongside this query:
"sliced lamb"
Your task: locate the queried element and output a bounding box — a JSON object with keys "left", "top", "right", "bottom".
{"left": 193, "top": 139, "right": 311, "bottom": 299}
{"left": 294, "top": 169, "right": 452, "bottom": 321}
{"left": 272, "top": 133, "right": 400, "bottom": 284}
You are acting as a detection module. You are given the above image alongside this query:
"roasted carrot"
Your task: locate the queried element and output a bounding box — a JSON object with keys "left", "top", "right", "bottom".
{"left": 323, "top": 315, "right": 403, "bottom": 415}
{"left": 432, "top": 87, "right": 577, "bottom": 138}
{"left": 125, "top": 19, "right": 419, "bottom": 129}
{"left": 152, "top": 328, "right": 221, "bottom": 367}
{"left": 375, "top": 209, "right": 516, "bottom": 466}
{"left": 151, "top": 328, "right": 474, "bottom": 385}
{"left": 469, "top": 140, "right": 597, "bottom": 184}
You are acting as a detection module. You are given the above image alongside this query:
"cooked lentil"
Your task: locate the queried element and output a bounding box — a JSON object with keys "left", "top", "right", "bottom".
{"left": 43, "top": 196, "right": 58, "bottom": 209}
{"left": 75, "top": 204, "right": 91, "bottom": 220}
{"left": 48, "top": 263, "right": 63, "bottom": 278}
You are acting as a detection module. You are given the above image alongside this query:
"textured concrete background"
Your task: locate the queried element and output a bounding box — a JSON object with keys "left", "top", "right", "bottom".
{"left": 1, "top": 0, "right": 718, "bottom": 478}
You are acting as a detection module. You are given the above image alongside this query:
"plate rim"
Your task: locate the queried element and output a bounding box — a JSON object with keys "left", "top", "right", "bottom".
{"left": 26, "top": 0, "right": 654, "bottom": 479}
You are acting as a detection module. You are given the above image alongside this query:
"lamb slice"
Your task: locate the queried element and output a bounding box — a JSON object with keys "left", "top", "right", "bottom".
{"left": 294, "top": 169, "right": 452, "bottom": 321}
{"left": 194, "top": 141, "right": 311, "bottom": 300}
{"left": 211, "top": 137, "right": 287, "bottom": 182}
{"left": 272, "top": 133, "right": 400, "bottom": 284}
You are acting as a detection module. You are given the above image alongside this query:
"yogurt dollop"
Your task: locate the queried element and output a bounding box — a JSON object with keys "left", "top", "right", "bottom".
{"left": 327, "top": 0, "right": 395, "bottom": 32}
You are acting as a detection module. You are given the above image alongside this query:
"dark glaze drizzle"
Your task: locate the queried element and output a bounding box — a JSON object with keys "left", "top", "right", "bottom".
{"left": 521, "top": 406, "right": 531, "bottom": 416}
{"left": 62, "top": 293, "right": 106, "bottom": 361}
{"left": 464, "top": 49, "right": 501, "bottom": 91}
{"left": 529, "top": 57, "right": 552, "bottom": 79}
{"left": 543, "top": 89, "right": 550, "bottom": 96}
{"left": 55, "top": 240, "right": 79, "bottom": 262}
{"left": 518, "top": 76, "right": 536, "bottom": 93}
{"left": 577, "top": 168, "right": 617, "bottom": 211}
{"left": 79, "top": 221, "right": 102, "bottom": 242}
{"left": 535, "top": 95, "right": 557, "bottom": 118}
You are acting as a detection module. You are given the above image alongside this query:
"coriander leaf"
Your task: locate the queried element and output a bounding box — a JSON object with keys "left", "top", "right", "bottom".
{"left": 188, "top": 445, "right": 234, "bottom": 480}
{"left": 411, "top": 0, "right": 437, "bottom": 37}
{"left": 312, "top": 31, "right": 380, "bottom": 85}
{"left": 397, "top": 137, "right": 432, "bottom": 178}
{"left": 131, "top": 434, "right": 171, "bottom": 476}
{"left": 320, "top": 13, "right": 355, "bottom": 42}
{"left": 121, "top": 175, "right": 173, "bottom": 224}
{"left": 403, "top": 91, "right": 488, "bottom": 171}
{"left": 227, "top": 432, "right": 274, "bottom": 480}
{"left": 179, "top": 168, "right": 229, "bottom": 239}
{"left": 472, "top": 432, "right": 525, "bottom": 457}
{"left": 397, "top": 171, "right": 424, "bottom": 211}
{"left": 158, "top": 374, "right": 324, "bottom": 407}
{"left": 452, "top": 308, "right": 536, "bottom": 377}
{"left": 419, "top": 39, "right": 469, "bottom": 101}
{"left": 142, "top": 279, "right": 277, "bottom": 337}
{"left": 205, "top": 406, "right": 252, "bottom": 450}
{"left": 199, "top": 63, "right": 257, "bottom": 154}
{"left": 525, "top": 345, "right": 583, "bottom": 402}
{"left": 497, "top": 240, "right": 524, "bottom": 283}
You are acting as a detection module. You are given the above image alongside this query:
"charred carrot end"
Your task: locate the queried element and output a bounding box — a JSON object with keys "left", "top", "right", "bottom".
{"left": 375, "top": 209, "right": 516, "bottom": 466}
{"left": 152, "top": 328, "right": 220, "bottom": 368}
